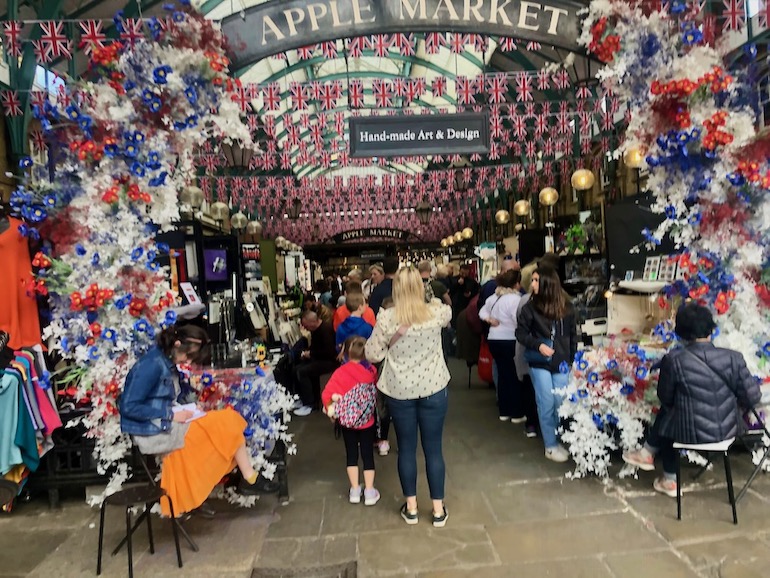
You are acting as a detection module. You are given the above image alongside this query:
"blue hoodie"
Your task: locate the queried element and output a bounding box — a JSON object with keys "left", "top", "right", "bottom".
{"left": 336, "top": 316, "right": 374, "bottom": 350}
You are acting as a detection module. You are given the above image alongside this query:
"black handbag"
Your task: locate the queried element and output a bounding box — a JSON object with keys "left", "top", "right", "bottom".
{"left": 524, "top": 322, "right": 556, "bottom": 365}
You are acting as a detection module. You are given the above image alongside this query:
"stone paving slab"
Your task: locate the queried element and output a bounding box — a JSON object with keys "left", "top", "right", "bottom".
{"left": 256, "top": 535, "right": 358, "bottom": 571}
{"left": 417, "top": 557, "right": 614, "bottom": 578}
{"left": 677, "top": 534, "right": 770, "bottom": 577}
{"left": 604, "top": 551, "right": 701, "bottom": 578}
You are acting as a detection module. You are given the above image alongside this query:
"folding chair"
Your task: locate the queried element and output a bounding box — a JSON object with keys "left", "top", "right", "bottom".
{"left": 96, "top": 446, "right": 198, "bottom": 578}
{"left": 735, "top": 407, "right": 770, "bottom": 503}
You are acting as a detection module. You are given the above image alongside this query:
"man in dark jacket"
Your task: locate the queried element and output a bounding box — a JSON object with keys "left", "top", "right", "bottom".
{"left": 369, "top": 256, "right": 399, "bottom": 316}
{"left": 623, "top": 303, "right": 761, "bottom": 497}
{"left": 293, "top": 310, "right": 339, "bottom": 416}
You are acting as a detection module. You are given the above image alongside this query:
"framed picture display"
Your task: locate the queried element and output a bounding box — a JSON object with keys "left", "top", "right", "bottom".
{"left": 642, "top": 256, "right": 661, "bottom": 282}
{"left": 658, "top": 256, "right": 678, "bottom": 282}
{"left": 624, "top": 270, "right": 635, "bottom": 282}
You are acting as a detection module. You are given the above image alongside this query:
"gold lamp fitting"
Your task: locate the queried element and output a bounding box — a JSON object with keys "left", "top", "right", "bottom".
{"left": 245, "top": 220, "right": 262, "bottom": 236}
{"left": 453, "top": 231, "right": 463, "bottom": 243}
{"left": 209, "top": 201, "right": 230, "bottom": 220}
{"left": 624, "top": 147, "right": 645, "bottom": 169}
{"left": 495, "top": 209, "right": 511, "bottom": 225}
{"left": 230, "top": 212, "right": 248, "bottom": 230}
{"left": 513, "top": 199, "right": 530, "bottom": 216}
{"left": 539, "top": 187, "right": 559, "bottom": 207}
{"left": 440, "top": 238, "right": 449, "bottom": 248}
{"left": 447, "top": 235, "right": 455, "bottom": 246}
{"left": 570, "top": 169, "right": 595, "bottom": 191}
{"left": 461, "top": 227, "right": 474, "bottom": 240}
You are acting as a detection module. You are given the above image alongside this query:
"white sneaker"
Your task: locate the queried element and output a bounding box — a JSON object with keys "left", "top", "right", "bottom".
{"left": 378, "top": 441, "right": 390, "bottom": 456}
{"left": 545, "top": 445, "right": 570, "bottom": 463}
{"left": 499, "top": 416, "right": 512, "bottom": 421}
{"left": 293, "top": 405, "right": 313, "bottom": 417}
{"left": 510, "top": 416, "right": 527, "bottom": 424}
{"left": 364, "top": 488, "right": 380, "bottom": 506}
{"left": 349, "top": 486, "right": 362, "bottom": 504}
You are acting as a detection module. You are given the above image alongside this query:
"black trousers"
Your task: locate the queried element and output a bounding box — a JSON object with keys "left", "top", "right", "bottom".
{"left": 341, "top": 424, "right": 376, "bottom": 470}
{"left": 645, "top": 409, "right": 678, "bottom": 475}
{"left": 294, "top": 359, "right": 339, "bottom": 407}
{"left": 488, "top": 340, "right": 526, "bottom": 419}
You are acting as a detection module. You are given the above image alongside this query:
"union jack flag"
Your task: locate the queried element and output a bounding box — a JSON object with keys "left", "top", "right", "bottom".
{"left": 526, "top": 41, "right": 541, "bottom": 51}
{"left": 79, "top": 20, "right": 106, "bottom": 55}
{"left": 280, "top": 150, "right": 292, "bottom": 170}
{"left": 552, "top": 70, "right": 570, "bottom": 90}
{"left": 581, "top": 137, "right": 593, "bottom": 155}
{"left": 322, "top": 40, "right": 338, "bottom": 58}
{"left": 760, "top": 1, "right": 770, "bottom": 27}
{"left": 487, "top": 74, "right": 507, "bottom": 104}
{"left": 373, "top": 79, "right": 393, "bottom": 107}
{"left": 3, "top": 21, "right": 23, "bottom": 58}
{"left": 511, "top": 114, "right": 527, "bottom": 138}
{"left": 287, "top": 123, "right": 301, "bottom": 146}
{"left": 310, "top": 122, "right": 324, "bottom": 145}
{"left": 556, "top": 111, "right": 571, "bottom": 134}
{"left": 263, "top": 83, "right": 281, "bottom": 111}
{"left": 525, "top": 140, "right": 537, "bottom": 158}
{"left": 319, "top": 83, "right": 338, "bottom": 110}
{"left": 498, "top": 37, "right": 516, "bottom": 51}
{"left": 524, "top": 102, "right": 536, "bottom": 117}
{"left": 432, "top": 76, "right": 447, "bottom": 97}
{"left": 349, "top": 79, "right": 365, "bottom": 108}
{"left": 578, "top": 110, "right": 592, "bottom": 135}
{"left": 425, "top": 32, "right": 445, "bottom": 54}
{"left": 335, "top": 111, "right": 345, "bottom": 134}
{"left": 543, "top": 138, "right": 555, "bottom": 157}
{"left": 1, "top": 90, "right": 22, "bottom": 117}
{"left": 470, "top": 34, "right": 487, "bottom": 53}
{"left": 455, "top": 76, "right": 476, "bottom": 105}
{"left": 231, "top": 85, "right": 252, "bottom": 112}
{"left": 264, "top": 115, "right": 276, "bottom": 138}
{"left": 393, "top": 77, "right": 407, "bottom": 97}
{"left": 347, "top": 37, "right": 365, "bottom": 58}
{"left": 396, "top": 33, "right": 415, "bottom": 56}
{"left": 515, "top": 73, "right": 533, "bottom": 102}
{"left": 602, "top": 113, "right": 614, "bottom": 131}
{"left": 721, "top": 0, "right": 745, "bottom": 31}
{"left": 290, "top": 82, "right": 308, "bottom": 111}
{"left": 119, "top": 18, "right": 144, "bottom": 45}
{"left": 372, "top": 34, "right": 390, "bottom": 57}
{"left": 296, "top": 44, "right": 315, "bottom": 60}
{"left": 56, "top": 86, "right": 71, "bottom": 108}
{"left": 29, "top": 90, "right": 48, "bottom": 112}
{"left": 535, "top": 113, "right": 548, "bottom": 136}
{"left": 402, "top": 79, "right": 419, "bottom": 104}
{"left": 489, "top": 114, "right": 503, "bottom": 138}
{"left": 450, "top": 33, "right": 466, "bottom": 53}
{"left": 576, "top": 86, "right": 592, "bottom": 99}
{"left": 537, "top": 70, "right": 550, "bottom": 91}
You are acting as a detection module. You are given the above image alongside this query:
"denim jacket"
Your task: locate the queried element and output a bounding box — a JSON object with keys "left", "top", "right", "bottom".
{"left": 119, "top": 347, "right": 177, "bottom": 436}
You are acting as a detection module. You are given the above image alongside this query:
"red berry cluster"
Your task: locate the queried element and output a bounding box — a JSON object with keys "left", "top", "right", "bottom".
{"left": 588, "top": 17, "right": 621, "bottom": 63}
{"left": 702, "top": 111, "right": 733, "bottom": 150}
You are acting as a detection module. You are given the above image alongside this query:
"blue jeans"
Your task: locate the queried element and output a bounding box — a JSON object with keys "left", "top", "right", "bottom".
{"left": 387, "top": 388, "right": 448, "bottom": 500}
{"left": 529, "top": 368, "right": 569, "bottom": 449}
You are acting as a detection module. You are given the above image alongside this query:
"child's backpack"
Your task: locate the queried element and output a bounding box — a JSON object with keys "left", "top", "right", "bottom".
{"left": 335, "top": 382, "right": 377, "bottom": 429}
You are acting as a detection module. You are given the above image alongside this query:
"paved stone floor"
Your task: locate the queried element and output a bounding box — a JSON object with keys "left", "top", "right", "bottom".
{"left": 2, "top": 358, "right": 770, "bottom": 577}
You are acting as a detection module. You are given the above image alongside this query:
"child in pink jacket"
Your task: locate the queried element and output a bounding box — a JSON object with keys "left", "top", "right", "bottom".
{"left": 322, "top": 336, "right": 380, "bottom": 506}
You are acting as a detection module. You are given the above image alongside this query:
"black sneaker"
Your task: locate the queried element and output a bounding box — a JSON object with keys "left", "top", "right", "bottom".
{"left": 400, "top": 503, "right": 418, "bottom": 525}
{"left": 192, "top": 501, "right": 216, "bottom": 518}
{"left": 238, "top": 476, "right": 280, "bottom": 496}
{"left": 432, "top": 506, "right": 448, "bottom": 528}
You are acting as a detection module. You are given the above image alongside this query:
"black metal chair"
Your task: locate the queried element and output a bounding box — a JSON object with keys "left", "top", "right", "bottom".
{"left": 96, "top": 447, "right": 197, "bottom": 578}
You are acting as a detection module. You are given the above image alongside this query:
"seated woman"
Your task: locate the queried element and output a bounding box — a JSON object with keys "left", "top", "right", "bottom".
{"left": 623, "top": 303, "right": 761, "bottom": 497}
{"left": 119, "top": 325, "right": 278, "bottom": 517}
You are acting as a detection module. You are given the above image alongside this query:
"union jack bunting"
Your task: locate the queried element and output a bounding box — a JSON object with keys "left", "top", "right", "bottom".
{"left": 372, "top": 34, "right": 390, "bottom": 57}
{"left": 534, "top": 113, "right": 549, "bottom": 136}
{"left": 263, "top": 115, "right": 276, "bottom": 137}
{"left": 526, "top": 41, "right": 541, "bottom": 51}
{"left": 449, "top": 33, "right": 466, "bottom": 53}
{"left": 296, "top": 44, "right": 315, "bottom": 60}
{"left": 290, "top": 82, "right": 308, "bottom": 111}
{"left": 29, "top": 90, "right": 48, "bottom": 111}
{"left": 511, "top": 114, "right": 527, "bottom": 138}
{"left": 498, "top": 37, "right": 516, "bottom": 51}
{"left": 263, "top": 83, "right": 281, "bottom": 111}
{"left": 321, "top": 40, "right": 338, "bottom": 58}
{"left": 576, "top": 86, "right": 592, "bottom": 99}
{"left": 487, "top": 74, "right": 507, "bottom": 104}
{"left": 373, "top": 79, "right": 393, "bottom": 107}
{"left": 581, "top": 137, "right": 593, "bottom": 155}
{"left": 395, "top": 33, "right": 415, "bottom": 56}
{"left": 231, "top": 86, "right": 252, "bottom": 112}
{"left": 721, "top": 0, "right": 745, "bottom": 31}
{"left": 424, "top": 32, "right": 445, "bottom": 54}
{"left": 432, "top": 76, "right": 447, "bottom": 97}
{"left": 393, "top": 77, "right": 407, "bottom": 97}
{"left": 489, "top": 114, "right": 504, "bottom": 138}
{"left": 347, "top": 37, "right": 364, "bottom": 58}
{"left": 246, "top": 114, "right": 260, "bottom": 133}
{"left": 319, "top": 83, "right": 338, "bottom": 110}
{"left": 3, "top": 21, "right": 23, "bottom": 58}
{"left": 348, "top": 79, "right": 365, "bottom": 108}
{"left": 1, "top": 90, "right": 22, "bottom": 117}
{"left": 79, "top": 20, "right": 106, "bottom": 54}
{"left": 525, "top": 102, "right": 537, "bottom": 117}
{"left": 119, "top": 18, "right": 144, "bottom": 45}
{"left": 455, "top": 76, "right": 476, "bottom": 105}
{"left": 515, "top": 73, "right": 533, "bottom": 102}
{"left": 470, "top": 34, "right": 487, "bottom": 53}
{"left": 552, "top": 69, "right": 570, "bottom": 90}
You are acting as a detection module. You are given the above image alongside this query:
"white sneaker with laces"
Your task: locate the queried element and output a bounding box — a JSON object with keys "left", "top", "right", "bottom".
{"left": 349, "top": 486, "right": 362, "bottom": 504}
{"left": 498, "top": 416, "right": 512, "bottom": 421}
{"left": 364, "top": 488, "right": 380, "bottom": 506}
{"left": 544, "top": 445, "right": 570, "bottom": 463}
{"left": 378, "top": 441, "right": 390, "bottom": 456}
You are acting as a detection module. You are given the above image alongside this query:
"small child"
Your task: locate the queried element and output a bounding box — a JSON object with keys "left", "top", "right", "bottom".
{"left": 321, "top": 336, "right": 380, "bottom": 506}
{"left": 335, "top": 293, "right": 374, "bottom": 352}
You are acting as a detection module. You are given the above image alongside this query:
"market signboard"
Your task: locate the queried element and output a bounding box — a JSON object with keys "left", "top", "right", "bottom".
{"left": 333, "top": 228, "right": 409, "bottom": 243}
{"left": 223, "top": 0, "right": 584, "bottom": 65}
{"left": 349, "top": 112, "right": 489, "bottom": 157}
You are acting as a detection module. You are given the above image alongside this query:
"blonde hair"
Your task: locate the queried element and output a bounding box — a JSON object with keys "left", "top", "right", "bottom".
{"left": 342, "top": 335, "right": 367, "bottom": 361}
{"left": 345, "top": 292, "right": 365, "bottom": 313}
{"left": 435, "top": 264, "right": 449, "bottom": 279}
{"left": 392, "top": 267, "right": 432, "bottom": 325}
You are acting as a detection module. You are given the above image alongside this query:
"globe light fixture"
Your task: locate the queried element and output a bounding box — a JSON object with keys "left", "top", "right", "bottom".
{"left": 624, "top": 147, "right": 645, "bottom": 169}
{"left": 461, "top": 227, "right": 474, "bottom": 240}
{"left": 513, "top": 199, "right": 530, "bottom": 216}
{"left": 245, "top": 220, "right": 262, "bottom": 236}
{"left": 453, "top": 231, "right": 463, "bottom": 243}
{"left": 538, "top": 187, "right": 559, "bottom": 207}
{"left": 179, "top": 185, "right": 204, "bottom": 210}
{"left": 571, "top": 169, "right": 595, "bottom": 191}
{"left": 230, "top": 211, "right": 248, "bottom": 231}
{"left": 209, "top": 201, "right": 230, "bottom": 221}
{"left": 494, "top": 209, "right": 511, "bottom": 225}
{"left": 447, "top": 235, "right": 455, "bottom": 246}
{"left": 440, "top": 238, "right": 449, "bottom": 248}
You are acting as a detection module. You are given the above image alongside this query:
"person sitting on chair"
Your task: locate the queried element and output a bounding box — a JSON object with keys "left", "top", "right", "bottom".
{"left": 623, "top": 303, "right": 761, "bottom": 497}
{"left": 120, "top": 325, "right": 279, "bottom": 518}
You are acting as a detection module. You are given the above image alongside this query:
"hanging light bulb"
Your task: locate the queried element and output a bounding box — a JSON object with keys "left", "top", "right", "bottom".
{"left": 245, "top": 220, "right": 262, "bottom": 236}
{"left": 440, "top": 238, "right": 449, "bottom": 248}
{"left": 230, "top": 211, "right": 248, "bottom": 231}
{"left": 570, "top": 169, "right": 595, "bottom": 191}
{"left": 624, "top": 147, "right": 645, "bottom": 169}
{"left": 461, "top": 227, "right": 474, "bottom": 240}
{"left": 495, "top": 209, "right": 510, "bottom": 225}
{"left": 513, "top": 199, "right": 530, "bottom": 216}
{"left": 539, "top": 187, "right": 559, "bottom": 207}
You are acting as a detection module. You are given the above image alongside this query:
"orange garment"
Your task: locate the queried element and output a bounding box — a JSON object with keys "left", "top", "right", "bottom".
{"left": 159, "top": 407, "right": 246, "bottom": 516}
{"left": 0, "top": 218, "right": 42, "bottom": 349}
{"left": 333, "top": 305, "right": 376, "bottom": 331}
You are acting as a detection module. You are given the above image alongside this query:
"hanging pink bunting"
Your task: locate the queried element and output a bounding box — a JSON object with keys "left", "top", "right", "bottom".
{"left": 78, "top": 20, "right": 106, "bottom": 55}
{"left": 262, "top": 82, "right": 281, "bottom": 111}
{"left": 449, "top": 33, "right": 466, "bottom": 54}
{"left": 471, "top": 34, "right": 487, "bottom": 53}
{"left": 552, "top": 69, "right": 570, "bottom": 90}
{"left": 537, "top": 70, "right": 551, "bottom": 91}
{"left": 455, "top": 76, "right": 476, "bottom": 105}
{"left": 2, "top": 21, "right": 23, "bottom": 58}
{"left": 231, "top": 85, "right": 252, "bottom": 112}
{"left": 373, "top": 79, "right": 393, "bottom": 107}
{"left": 424, "top": 32, "right": 445, "bottom": 54}
{"left": 319, "top": 82, "right": 338, "bottom": 110}
{"left": 296, "top": 44, "right": 315, "bottom": 60}
{"left": 119, "top": 18, "right": 144, "bottom": 45}
{"left": 347, "top": 37, "right": 365, "bottom": 58}
{"left": 322, "top": 40, "right": 338, "bottom": 58}
{"left": 247, "top": 113, "right": 260, "bottom": 133}
{"left": 396, "top": 33, "right": 416, "bottom": 56}
{"left": 526, "top": 41, "right": 541, "bottom": 51}
{"left": 487, "top": 73, "right": 507, "bottom": 104}
{"left": 515, "top": 73, "right": 533, "bottom": 102}
{"left": 29, "top": 89, "right": 48, "bottom": 111}
{"left": 576, "top": 86, "right": 592, "bottom": 99}
{"left": 499, "top": 37, "right": 516, "bottom": 51}
{"left": 372, "top": 34, "right": 390, "bottom": 57}
{"left": 290, "top": 82, "right": 308, "bottom": 111}
{"left": 348, "top": 79, "right": 365, "bottom": 108}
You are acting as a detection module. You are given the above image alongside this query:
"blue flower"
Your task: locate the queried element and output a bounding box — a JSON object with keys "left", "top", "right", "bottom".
{"left": 78, "top": 116, "right": 93, "bottom": 132}
{"left": 620, "top": 384, "right": 634, "bottom": 396}
{"left": 587, "top": 372, "right": 599, "bottom": 384}
{"left": 243, "top": 427, "right": 254, "bottom": 438}
{"left": 75, "top": 244, "right": 87, "bottom": 256}
{"left": 39, "top": 370, "right": 52, "bottom": 390}
{"left": 635, "top": 366, "right": 649, "bottom": 380}
{"left": 577, "top": 389, "right": 589, "bottom": 398}
{"left": 688, "top": 212, "right": 702, "bottom": 225}
{"left": 149, "top": 97, "right": 162, "bottom": 113}
{"left": 727, "top": 173, "right": 745, "bottom": 186}
{"left": 142, "top": 89, "right": 155, "bottom": 103}
{"left": 124, "top": 79, "right": 136, "bottom": 92}
{"left": 88, "top": 346, "right": 100, "bottom": 361}
{"left": 156, "top": 242, "right": 170, "bottom": 254}
{"left": 186, "top": 115, "right": 198, "bottom": 128}
{"left": 559, "top": 361, "right": 570, "bottom": 374}
{"left": 61, "top": 337, "right": 71, "bottom": 353}
{"left": 164, "top": 310, "right": 177, "bottom": 326}
{"left": 131, "top": 247, "right": 144, "bottom": 260}
{"left": 104, "top": 142, "right": 118, "bottom": 157}
{"left": 18, "top": 156, "right": 33, "bottom": 168}
{"left": 124, "top": 143, "right": 139, "bottom": 158}
{"left": 101, "top": 328, "right": 117, "bottom": 343}
{"left": 153, "top": 65, "right": 172, "bottom": 84}
{"left": 173, "top": 11, "right": 185, "bottom": 22}
{"left": 132, "top": 131, "right": 145, "bottom": 143}
{"left": 148, "top": 171, "right": 168, "bottom": 187}
{"left": 606, "top": 359, "right": 618, "bottom": 370}
{"left": 130, "top": 162, "right": 146, "bottom": 177}
{"left": 577, "top": 359, "right": 589, "bottom": 371}
{"left": 627, "top": 344, "right": 639, "bottom": 355}
{"left": 133, "top": 319, "right": 150, "bottom": 333}
{"left": 65, "top": 105, "right": 80, "bottom": 120}
{"left": 115, "top": 294, "right": 131, "bottom": 310}
{"left": 242, "top": 381, "right": 253, "bottom": 393}
{"left": 201, "top": 373, "right": 214, "bottom": 386}
{"left": 91, "top": 252, "right": 100, "bottom": 266}
{"left": 43, "top": 195, "right": 57, "bottom": 208}
{"left": 665, "top": 205, "right": 677, "bottom": 219}
{"left": 592, "top": 413, "right": 604, "bottom": 429}
{"left": 147, "top": 261, "right": 159, "bottom": 271}
{"left": 185, "top": 86, "right": 198, "bottom": 104}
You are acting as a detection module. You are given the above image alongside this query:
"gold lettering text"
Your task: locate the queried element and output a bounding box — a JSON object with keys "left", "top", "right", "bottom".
{"left": 517, "top": 1, "right": 540, "bottom": 31}
{"left": 261, "top": 15, "right": 285, "bottom": 44}
{"left": 399, "top": 0, "right": 426, "bottom": 20}
{"left": 307, "top": 3, "right": 328, "bottom": 31}
{"left": 329, "top": 0, "right": 352, "bottom": 26}
{"left": 352, "top": 0, "right": 376, "bottom": 24}
{"left": 542, "top": 5, "right": 568, "bottom": 35}
{"left": 464, "top": 0, "right": 484, "bottom": 22}
{"left": 488, "top": 0, "right": 512, "bottom": 25}
{"left": 283, "top": 7, "right": 305, "bottom": 36}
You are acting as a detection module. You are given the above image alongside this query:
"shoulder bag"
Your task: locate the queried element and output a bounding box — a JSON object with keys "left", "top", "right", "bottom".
{"left": 523, "top": 321, "right": 556, "bottom": 365}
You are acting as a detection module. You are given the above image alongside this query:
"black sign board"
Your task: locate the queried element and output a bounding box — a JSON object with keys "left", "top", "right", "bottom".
{"left": 333, "top": 228, "right": 409, "bottom": 243}
{"left": 349, "top": 112, "right": 489, "bottom": 157}
{"left": 223, "top": 0, "right": 584, "bottom": 67}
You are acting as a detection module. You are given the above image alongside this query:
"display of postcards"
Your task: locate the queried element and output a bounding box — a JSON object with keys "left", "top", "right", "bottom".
{"left": 658, "top": 256, "right": 678, "bottom": 282}
{"left": 642, "top": 256, "right": 661, "bottom": 282}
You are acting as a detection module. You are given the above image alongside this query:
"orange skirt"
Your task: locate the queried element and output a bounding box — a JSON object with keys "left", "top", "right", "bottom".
{"left": 160, "top": 407, "right": 246, "bottom": 516}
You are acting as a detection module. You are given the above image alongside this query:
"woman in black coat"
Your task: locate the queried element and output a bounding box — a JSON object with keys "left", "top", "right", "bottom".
{"left": 623, "top": 303, "right": 761, "bottom": 497}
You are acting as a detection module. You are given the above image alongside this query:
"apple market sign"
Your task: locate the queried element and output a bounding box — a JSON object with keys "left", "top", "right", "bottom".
{"left": 223, "top": 0, "right": 584, "bottom": 66}
{"left": 349, "top": 112, "right": 489, "bottom": 157}
{"left": 333, "top": 228, "right": 410, "bottom": 243}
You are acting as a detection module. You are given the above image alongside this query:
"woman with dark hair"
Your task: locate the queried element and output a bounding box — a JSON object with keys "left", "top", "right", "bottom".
{"left": 623, "top": 303, "right": 761, "bottom": 497}
{"left": 120, "top": 325, "right": 278, "bottom": 517}
{"left": 479, "top": 269, "right": 526, "bottom": 422}
{"left": 516, "top": 266, "right": 577, "bottom": 462}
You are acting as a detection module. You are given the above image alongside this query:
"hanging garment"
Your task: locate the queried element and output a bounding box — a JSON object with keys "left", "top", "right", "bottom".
{"left": 0, "top": 373, "right": 22, "bottom": 475}
{"left": 0, "top": 218, "right": 42, "bottom": 349}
